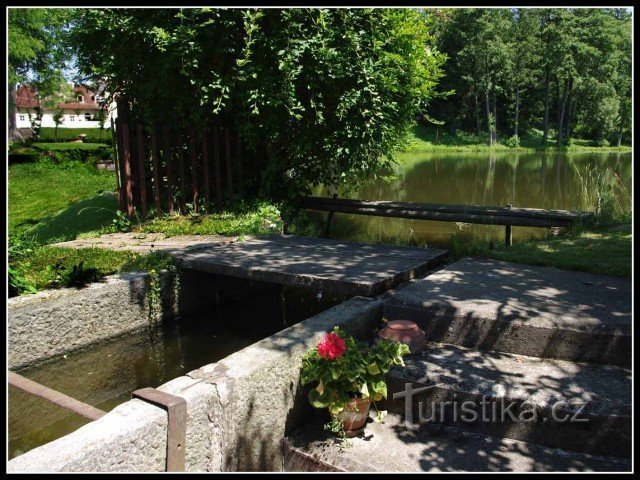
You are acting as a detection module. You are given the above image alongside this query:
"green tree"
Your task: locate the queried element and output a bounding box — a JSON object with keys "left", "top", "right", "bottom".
{"left": 8, "top": 8, "right": 73, "bottom": 140}
{"left": 507, "top": 8, "right": 541, "bottom": 142}
{"left": 71, "top": 8, "right": 446, "bottom": 199}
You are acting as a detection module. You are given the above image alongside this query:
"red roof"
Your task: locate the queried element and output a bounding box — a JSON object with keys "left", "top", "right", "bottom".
{"left": 15, "top": 85, "right": 38, "bottom": 109}
{"left": 16, "top": 84, "right": 104, "bottom": 111}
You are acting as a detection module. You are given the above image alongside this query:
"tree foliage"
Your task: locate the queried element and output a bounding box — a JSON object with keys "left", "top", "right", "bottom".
{"left": 71, "top": 8, "right": 446, "bottom": 198}
{"left": 428, "top": 8, "right": 632, "bottom": 146}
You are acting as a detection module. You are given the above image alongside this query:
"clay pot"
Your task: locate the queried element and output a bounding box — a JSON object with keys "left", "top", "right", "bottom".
{"left": 378, "top": 320, "right": 426, "bottom": 355}
{"left": 333, "top": 397, "right": 371, "bottom": 437}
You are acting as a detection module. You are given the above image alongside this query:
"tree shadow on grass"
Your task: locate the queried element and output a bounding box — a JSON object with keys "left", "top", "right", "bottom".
{"left": 28, "top": 192, "right": 119, "bottom": 244}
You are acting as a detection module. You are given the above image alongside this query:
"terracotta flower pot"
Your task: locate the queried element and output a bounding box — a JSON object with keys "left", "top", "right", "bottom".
{"left": 378, "top": 320, "right": 426, "bottom": 355}
{"left": 333, "top": 397, "right": 371, "bottom": 437}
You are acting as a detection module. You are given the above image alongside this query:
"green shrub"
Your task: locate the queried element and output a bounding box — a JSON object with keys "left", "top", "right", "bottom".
{"left": 505, "top": 135, "right": 520, "bottom": 148}
{"left": 9, "top": 266, "right": 37, "bottom": 297}
{"left": 31, "top": 143, "right": 112, "bottom": 163}
{"left": 37, "top": 127, "right": 112, "bottom": 145}
{"left": 595, "top": 138, "right": 610, "bottom": 147}
{"left": 8, "top": 146, "right": 42, "bottom": 164}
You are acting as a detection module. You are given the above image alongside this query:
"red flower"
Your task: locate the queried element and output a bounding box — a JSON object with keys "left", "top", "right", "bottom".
{"left": 317, "top": 332, "right": 347, "bottom": 360}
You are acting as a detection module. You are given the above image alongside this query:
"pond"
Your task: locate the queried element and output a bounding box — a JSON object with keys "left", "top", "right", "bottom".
{"left": 320, "top": 151, "right": 631, "bottom": 247}
{"left": 8, "top": 284, "right": 346, "bottom": 460}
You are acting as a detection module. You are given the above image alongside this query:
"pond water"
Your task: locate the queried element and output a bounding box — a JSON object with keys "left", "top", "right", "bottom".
{"left": 8, "top": 284, "right": 346, "bottom": 460}
{"left": 319, "top": 151, "right": 631, "bottom": 248}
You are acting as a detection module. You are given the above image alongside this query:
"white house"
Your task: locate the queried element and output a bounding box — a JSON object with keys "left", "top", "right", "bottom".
{"left": 15, "top": 83, "right": 116, "bottom": 130}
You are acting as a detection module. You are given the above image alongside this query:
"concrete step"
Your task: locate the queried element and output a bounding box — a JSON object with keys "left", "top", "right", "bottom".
{"left": 284, "top": 413, "right": 631, "bottom": 472}
{"left": 382, "top": 258, "right": 631, "bottom": 366}
{"left": 383, "top": 342, "right": 631, "bottom": 458}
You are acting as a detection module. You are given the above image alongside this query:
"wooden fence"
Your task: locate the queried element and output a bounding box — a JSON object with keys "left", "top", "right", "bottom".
{"left": 112, "top": 114, "right": 247, "bottom": 217}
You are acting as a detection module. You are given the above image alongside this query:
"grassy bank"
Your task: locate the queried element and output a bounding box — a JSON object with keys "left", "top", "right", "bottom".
{"left": 404, "top": 125, "right": 632, "bottom": 153}
{"left": 9, "top": 159, "right": 118, "bottom": 242}
{"left": 8, "top": 240, "right": 175, "bottom": 296}
{"left": 447, "top": 220, "right": 632, "bottom": 277}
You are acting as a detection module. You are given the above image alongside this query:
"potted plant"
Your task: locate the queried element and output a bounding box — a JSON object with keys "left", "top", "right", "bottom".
{"left": 301, "top": 327, "right": 410, "bottom": 438}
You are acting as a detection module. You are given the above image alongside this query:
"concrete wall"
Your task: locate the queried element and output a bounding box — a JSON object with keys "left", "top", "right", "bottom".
{"left": 8, "top": 269, "right": 276, "bottom": 370}
{"left": 7, "top": 296, "right": 383, "bottom": 472}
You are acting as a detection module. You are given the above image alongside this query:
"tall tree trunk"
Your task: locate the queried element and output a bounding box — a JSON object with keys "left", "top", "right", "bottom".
{"left": 492, "top": 96, "right": 498, "bottom": 144}
{"left": 9, "top": 82, "right": 19, "bottom": 142}
{"left": 542, "top": 69, "right": 550, "bottom": 145}
{"left": 556, "top": 78, "right": 570, "bottom": 147}
{"left": 564, "top": 85, "right": 574, "bottom": 143}
{"left": 474, "top": 90, "right": 481, "bottom": 136}
{"left": 617, "top": 122, "right": 623, "bottom": 147}
{"left": 514, "top": 84, "right": 520, "bottom": 140}
{"left": 485, "top": 89, "right": 493, "bottom": 146}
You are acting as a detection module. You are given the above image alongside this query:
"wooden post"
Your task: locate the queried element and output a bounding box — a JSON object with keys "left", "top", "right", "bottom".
{"left": 163, "top": 126, "right": 175, "bottom": 215}
{"left": 176, "top": 132, "right": 186, "bottom": 213}
{"left": 136, "top": 123, "right": 148, "bottom": 217}
{"left": 324, "top": 193, "right": 338, "bottom": 238}
{"left": 189, "top": 126, "right": 199, "bottom": 209}
{"left": 224, "top": 127, "right": 233, "bottom": 197}
{"left": 505, "top": 204, "right": 513, "bottom": 246}
{"left": 121, "top": 123, "right": 134, "bottom": 217}
{"left": 213, "top": 127, "right": 223, "bottom": 211}
{"left": 202, "top": 131, "right": 210, "bottom": 208}
{"left": 236, "top": 130, "right": 244, "bottom": 196}
{"left": 150, "top": 125, "right": 162, "bottom": 214}
{"left": 505, "top": 225, "right": 512, "bottom": 246}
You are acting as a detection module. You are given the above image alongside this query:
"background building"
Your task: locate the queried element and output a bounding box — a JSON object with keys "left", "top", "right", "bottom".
{"left": 15, "top": 83, "right": 115, "bottom": 130}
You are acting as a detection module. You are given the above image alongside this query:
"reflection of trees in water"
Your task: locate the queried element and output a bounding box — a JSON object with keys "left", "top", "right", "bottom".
{"left": 325, "top": 152, "right": 631, "bottom": 245}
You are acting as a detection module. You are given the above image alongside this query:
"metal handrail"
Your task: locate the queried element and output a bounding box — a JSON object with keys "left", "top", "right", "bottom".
{"left": 8, "top": 371, "right": 106, "bottom": 421}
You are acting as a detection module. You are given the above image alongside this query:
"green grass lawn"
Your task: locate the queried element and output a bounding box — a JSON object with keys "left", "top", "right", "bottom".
{"left": 31, "top": 142, "right": 109, "bottom": 151}
{"left": 450, "top": 223, "right": 632, "bottom": 277}
{"left": 37, "top": 127, "right": 112, "bottom": 143}
{"left": 9, "top": 160, "right": 118, "bottom": 243}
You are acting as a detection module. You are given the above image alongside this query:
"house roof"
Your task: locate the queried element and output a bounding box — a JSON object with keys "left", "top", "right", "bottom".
{"left": 16, "top": 84, "right": 105, "bottom": 111}
{"left": 15, "top": 85, "right": 38, "bottom": 109}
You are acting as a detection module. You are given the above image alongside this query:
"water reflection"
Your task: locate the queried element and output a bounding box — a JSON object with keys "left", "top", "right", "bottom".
{"left": 319, "top": 151, "right": 631, "bottom": 247}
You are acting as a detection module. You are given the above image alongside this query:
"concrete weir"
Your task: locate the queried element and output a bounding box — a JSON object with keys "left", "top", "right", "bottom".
{"left": 8, "top": 297, "right": 383, "bottom": 472}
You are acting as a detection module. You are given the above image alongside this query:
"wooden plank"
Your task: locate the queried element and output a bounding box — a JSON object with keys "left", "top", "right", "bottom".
{"left": 121, "top": 122, "right": 134, "bottom": 217}
{"left": 9, "top": 371, "right": 106, "bottom": 421}
{"left": 213, "top": 127, "right": 223, "bottom": 211}
{"left": 136, "top": 123, "right": 148, "bottom": 216}
{"left": 505, "top": 224, "right": 513, "bottom": 246}
{"left": 202, "top": 130, "right": 210, "bottom": 207}
{"left": 189, "top": 126, "right": 199, "bottom": 209}
{"left": 150, "top": 125, "right": 162, "bottom": 214}
{"left": 163, "top": 126, "right": 175, "bottom": 215}
{"left": 236, "top": 130, "right": 243, "bottom": 196}
{"left": 224, "top": 127, "right": 233, "bottom": 197}
{"left": 176, "top": 132, "right": 187, "bottom": 214}
{"left": 302, "top": 196, "right": 591, "bottom": 221}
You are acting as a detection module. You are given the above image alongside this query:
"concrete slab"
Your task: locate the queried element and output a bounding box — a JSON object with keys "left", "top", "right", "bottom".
{"left": 384, "top": 343, "right": 631, "bottom": 457}
{"left": 172, "top": 235, "right": 447, "bottom": 296}
{"left": 382, "top": 257, "right": 631, "bottom": 366}
{"left": 285, "top": 413, "right": 631, "bottom": 472}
